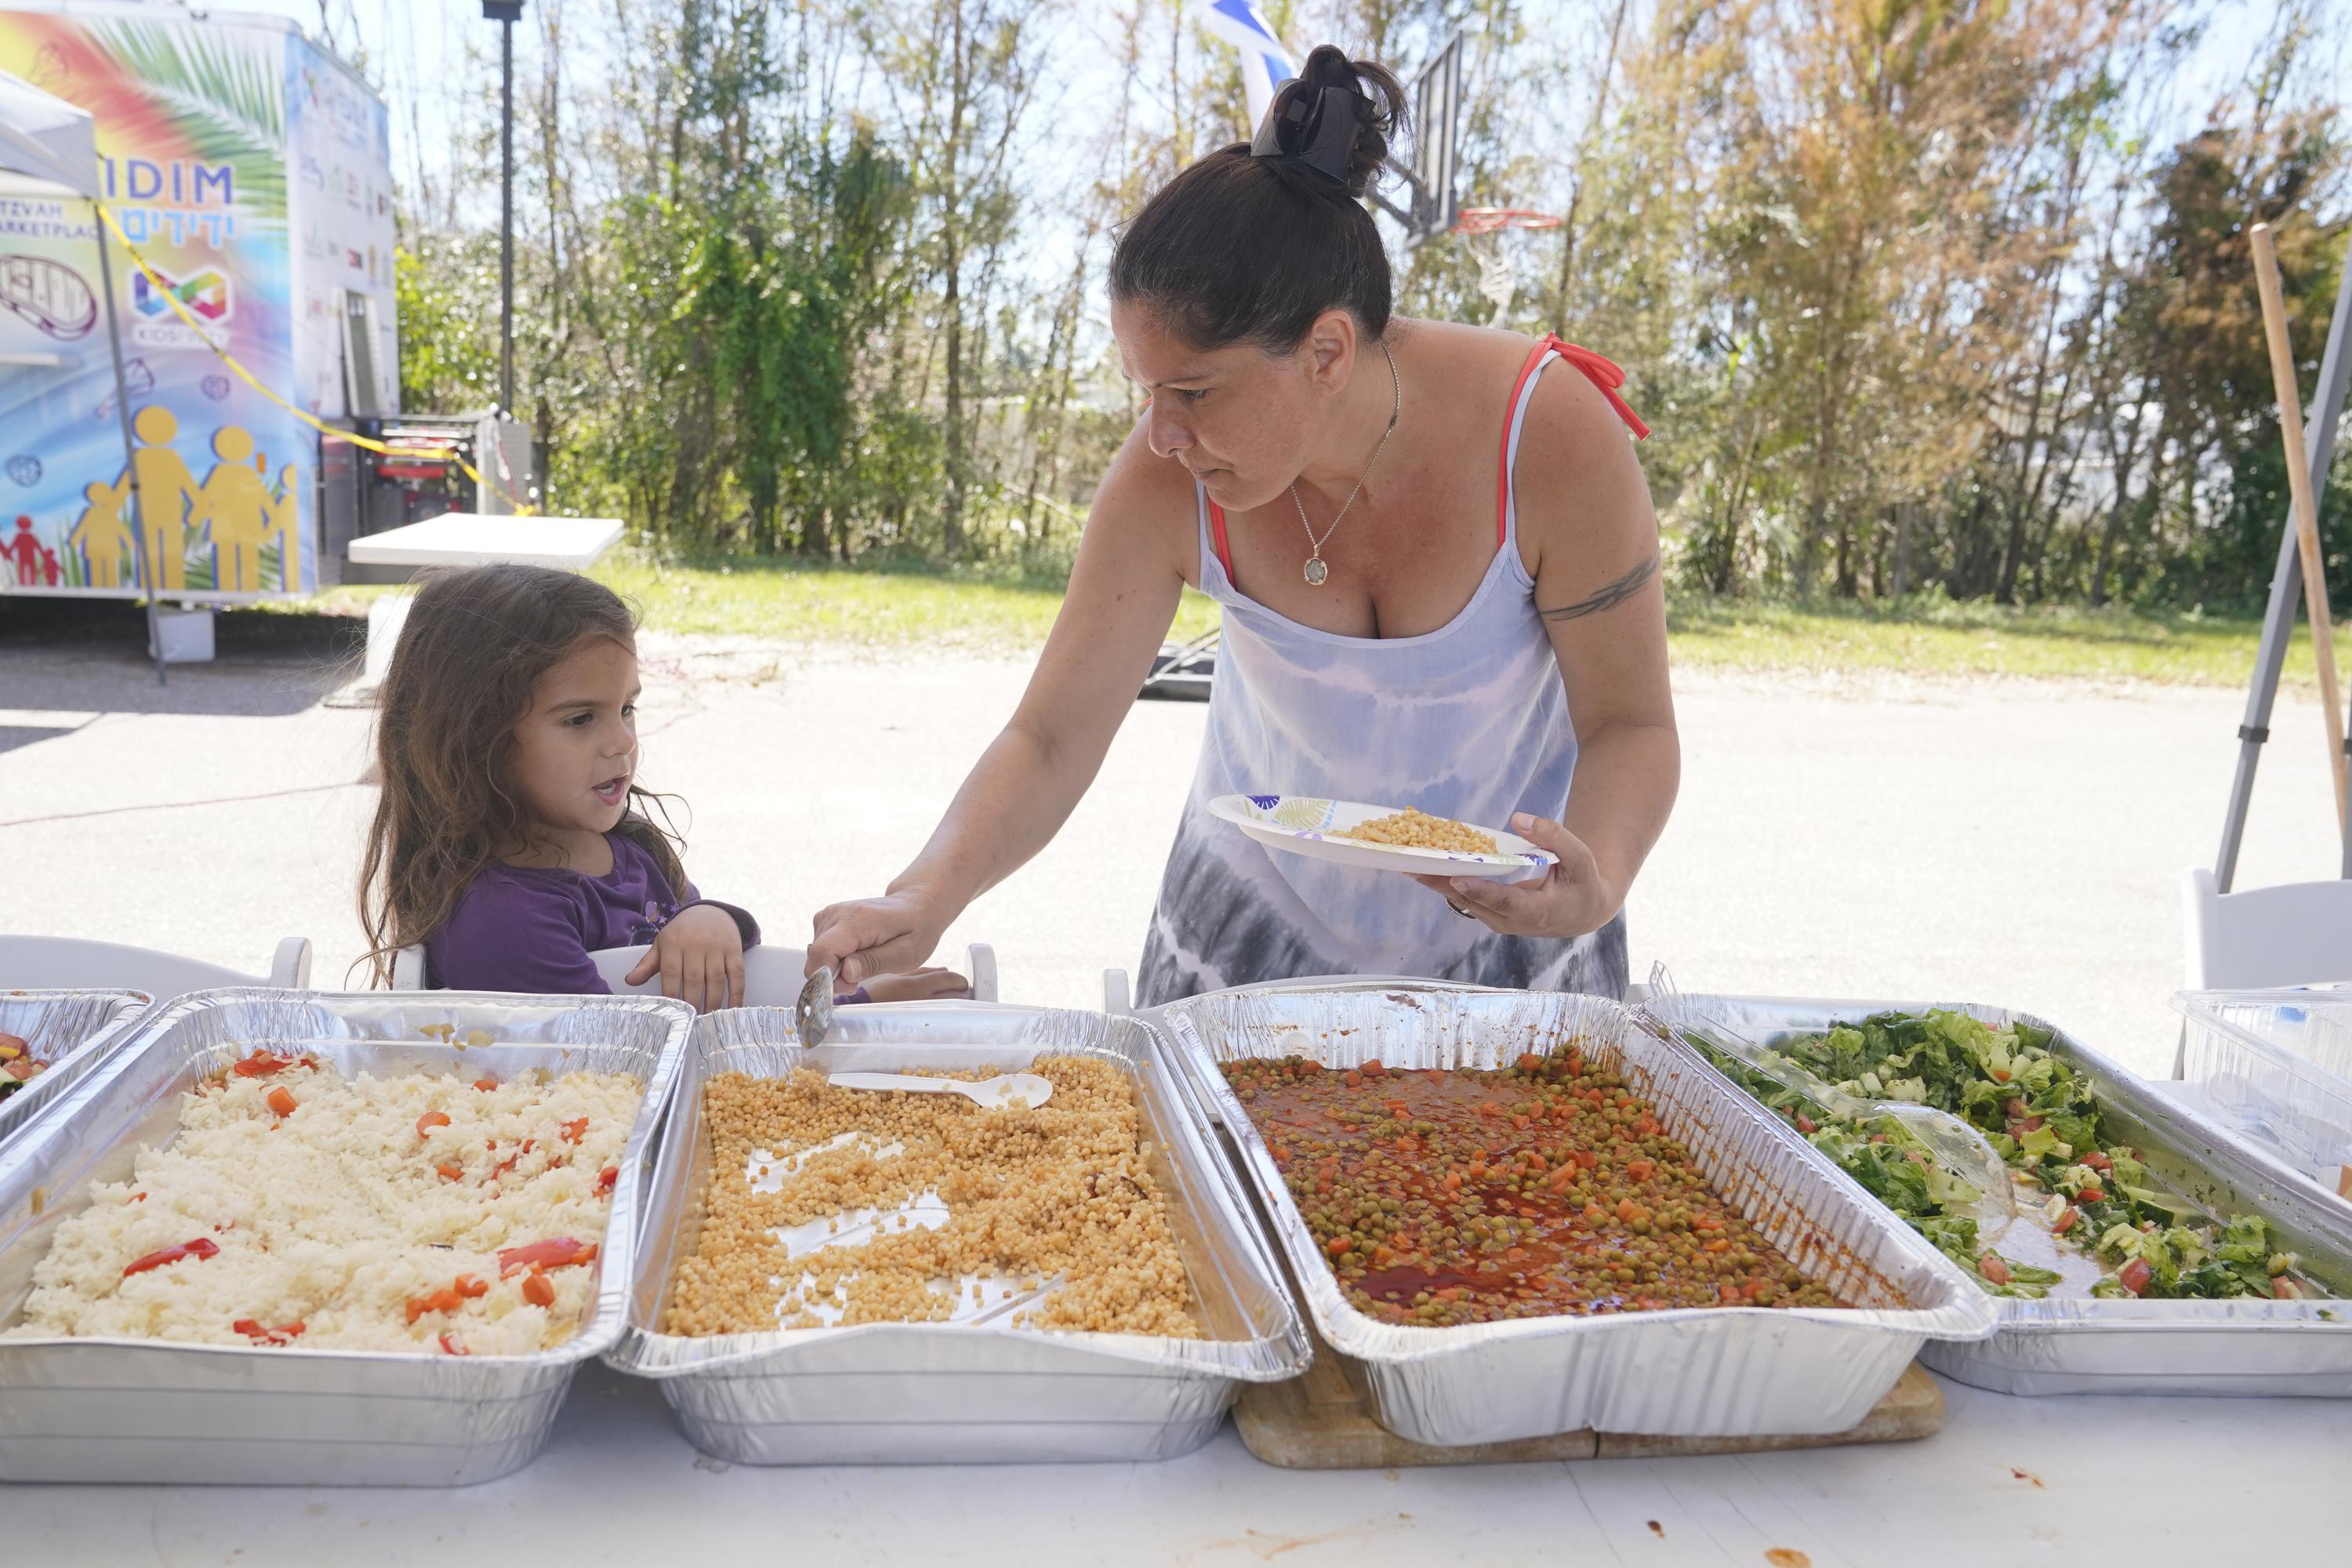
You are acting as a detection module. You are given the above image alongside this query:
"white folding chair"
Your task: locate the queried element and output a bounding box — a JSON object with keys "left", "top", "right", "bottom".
{"left": 2173, "top": 867, "right": 2352, "bottom": 1072}
{"left": 2183, "top": 867, "right": 2352, "bottom": 990}
{"left": 0, "top": 935, "right": 312, "bottom": 1004}
{"left": 590, "top": 942, "right": 998, "bottom": 1005}
{"left": 391, "top": 940, "right": 1000, "bottom": 1004}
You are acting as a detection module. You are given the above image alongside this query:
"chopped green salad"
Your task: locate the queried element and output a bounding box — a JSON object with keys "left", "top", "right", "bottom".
{"left": 1686, "top": 1009, "right": 2314, "bottom": 1302}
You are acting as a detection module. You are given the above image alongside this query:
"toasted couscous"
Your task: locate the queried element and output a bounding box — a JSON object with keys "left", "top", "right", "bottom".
{"left": 663, "top": 1056, "right": 1198, "bottom": 1338}
{"left": 1338, "top": 807, "right": 1500, "bottom": 855}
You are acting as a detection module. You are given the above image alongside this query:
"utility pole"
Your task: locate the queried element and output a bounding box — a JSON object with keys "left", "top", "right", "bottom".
{"left": 484, "top": 2, "right": 523, "bottom": 415}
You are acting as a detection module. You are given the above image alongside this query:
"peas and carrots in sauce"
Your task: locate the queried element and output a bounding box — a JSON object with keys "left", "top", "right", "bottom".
{"left": 1221, "top": 1047, "right": 1844, "bottom": 1327}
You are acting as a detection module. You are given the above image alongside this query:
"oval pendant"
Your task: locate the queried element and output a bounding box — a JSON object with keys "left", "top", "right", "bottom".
{"left": 1303, "top": 556, "right": 1328, "bottom": 586}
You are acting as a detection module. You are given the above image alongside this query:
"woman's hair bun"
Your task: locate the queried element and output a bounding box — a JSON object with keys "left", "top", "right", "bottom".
{"left": 1296, "top": 43, "right": 1407, "bottom": 199}
{"left": 1109, "top": 43, "right": 1407, "bottom": 354}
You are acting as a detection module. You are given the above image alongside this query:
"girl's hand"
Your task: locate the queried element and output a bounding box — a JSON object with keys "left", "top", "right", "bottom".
{"left": 808, "top": 888, "right": 948, "bottom": 989}
{"left": 1407, "top": 813, "right": 1621, "bottom": 941}
{"left": 858, "top": 967, "right": 973, "bottom": 1004}
{"left": 627, "top": 904, "right": 745, "bottom": 1012}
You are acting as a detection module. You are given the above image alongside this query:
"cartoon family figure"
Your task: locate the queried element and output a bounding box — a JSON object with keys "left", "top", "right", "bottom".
{"left": 4, "top": 515, "right": 60, "bottom": 586}
{"left": 64, "top": 406, "right": 301, "bottom": 591}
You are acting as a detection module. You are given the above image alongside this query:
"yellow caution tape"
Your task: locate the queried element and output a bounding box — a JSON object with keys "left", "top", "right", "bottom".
{"left": 95, "top": 202, "right": 537, "bottom": 515}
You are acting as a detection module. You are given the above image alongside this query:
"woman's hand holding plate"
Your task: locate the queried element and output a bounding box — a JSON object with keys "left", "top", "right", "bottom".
{"left": 1408, "top": 813, "right": 1618, "bottom": 939}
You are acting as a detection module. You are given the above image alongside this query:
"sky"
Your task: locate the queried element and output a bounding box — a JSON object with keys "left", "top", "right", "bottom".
{"left": 205, "top": 0, "right": 2351, "bottom": 227}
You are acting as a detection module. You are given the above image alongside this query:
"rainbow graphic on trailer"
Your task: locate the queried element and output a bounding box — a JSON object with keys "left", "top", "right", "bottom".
{"left": 0, "top": 5, "right": 397, "bottom": 599}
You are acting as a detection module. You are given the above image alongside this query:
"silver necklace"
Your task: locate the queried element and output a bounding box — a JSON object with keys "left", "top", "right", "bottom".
{"left": 1291, "top": 338, "right": 1400, "bottom": 586}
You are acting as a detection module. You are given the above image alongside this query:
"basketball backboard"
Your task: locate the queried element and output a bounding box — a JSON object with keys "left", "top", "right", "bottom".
{"left": 1371, "top": 31, "right": 1461, "bottom": 245}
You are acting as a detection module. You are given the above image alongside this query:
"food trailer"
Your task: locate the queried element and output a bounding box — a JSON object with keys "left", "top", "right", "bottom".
{"left": 0, "top": 2, "right": 397, "bottom": 601}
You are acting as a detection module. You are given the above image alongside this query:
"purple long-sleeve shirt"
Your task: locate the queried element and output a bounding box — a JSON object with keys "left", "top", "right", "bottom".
{"left": 425, "top": 833, "right": 761, "bottom": 994}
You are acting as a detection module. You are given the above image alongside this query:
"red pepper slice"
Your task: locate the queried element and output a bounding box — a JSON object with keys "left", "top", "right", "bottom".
{"left": 439, "top": 1332, "right": 468, "bottom": 1356}
{"left": 265, "top": 1087, "right": 298, "bottom": 1117}
{"left": 123, "top": 1237, "right": 220, "bottom": 1277}
{"left": 416, "top": 1111, "right": 451, "bottom": 1138}
{"left": 559, "top": 1117, "right": 589, "bottom": 1145}
{"left": 232, "top": 1318, "right": 307, "bottom": 1345}
{"left": 497, "top": 1236, "right": 594, "bottom": 1278}
{"left": 455, "top": 1273, "right": 488, "bottom": 1298}
{"left": 473, "top": 1076, "right": 499, "bottom": 1091}
{"left": 596, "top": 1166, "right": 619, "bottom": 1195}
{"left": 231, "top": 1052, "right": 300, "bottom": 1077}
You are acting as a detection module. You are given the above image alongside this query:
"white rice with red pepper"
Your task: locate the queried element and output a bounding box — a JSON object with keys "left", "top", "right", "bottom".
{"left": 3, "top": 1057, "right": 641, "bottom": 1356}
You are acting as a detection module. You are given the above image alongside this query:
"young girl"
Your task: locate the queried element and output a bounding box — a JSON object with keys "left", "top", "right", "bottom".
{"left": 358, "top": 563, "right": 964, "bottom": 1011}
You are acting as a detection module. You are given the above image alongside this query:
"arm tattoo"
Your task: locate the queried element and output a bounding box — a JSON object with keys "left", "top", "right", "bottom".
{"left": 1540, "top": 551, "right": 1658, "bottom": 623}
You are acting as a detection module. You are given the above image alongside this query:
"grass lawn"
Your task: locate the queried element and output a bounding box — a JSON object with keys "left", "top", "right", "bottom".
{"left": 294, "top": 554, "right": 1224, "bottom": 650}
{"left": 286, "top": 552, "right": 2302, "bottom": 687}
{"left": 1665, "top": 596, "right": 2290, "bottom": 686}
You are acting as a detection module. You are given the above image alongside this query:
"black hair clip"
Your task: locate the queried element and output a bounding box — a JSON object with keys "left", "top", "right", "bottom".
{"left": 1249, "top": 77, "right": 1364, "bottom": 184}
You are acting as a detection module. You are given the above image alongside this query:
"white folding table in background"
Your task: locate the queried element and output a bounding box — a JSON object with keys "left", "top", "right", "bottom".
{"left": 344, "top": 511, "right": 626, "bottom": 684}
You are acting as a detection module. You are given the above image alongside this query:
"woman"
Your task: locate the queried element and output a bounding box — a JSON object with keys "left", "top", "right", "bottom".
{"left": 811, "top": 45, "right": 1676, "bottom": 1006}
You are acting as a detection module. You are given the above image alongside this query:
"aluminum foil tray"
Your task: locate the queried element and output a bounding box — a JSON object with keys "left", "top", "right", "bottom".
{"left": 1649, "top": 993, "right": 2352, "bottom": 1397}
{"left": 1156, "top": 984, "right": 1994, "bottom": 1446}
{"left": 0, "top": 989, "right": 151, "bottom": 1149}
{"left": 605, "top": 1002, "right": 1310, "bottom": 1465}
{"left": 0, "top": 986, "right": 693, "bottom": 1486}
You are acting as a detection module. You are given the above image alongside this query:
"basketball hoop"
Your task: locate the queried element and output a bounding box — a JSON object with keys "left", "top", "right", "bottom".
{"left": 1452, "top": 207, "right": 1563, "bottom": 325}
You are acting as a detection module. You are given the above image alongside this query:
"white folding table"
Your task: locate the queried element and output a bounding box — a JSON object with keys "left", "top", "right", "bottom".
{"left": 345, "top": 512, "right": 626, "bottom": 684}
{"left": 4, "top": 1361, "right": 2344, "bottom": 1563}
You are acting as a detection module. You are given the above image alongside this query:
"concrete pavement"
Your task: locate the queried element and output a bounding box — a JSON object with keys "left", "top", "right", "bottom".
{"left": 2, "top": 619, "right": 2343, "bottom": 1077}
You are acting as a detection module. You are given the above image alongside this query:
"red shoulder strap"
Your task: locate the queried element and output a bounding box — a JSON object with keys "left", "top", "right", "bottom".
{"left": 1207, "top": 497, "right": 1234, "bottom": 582}
{"left": 1495, "top": 335, "right": 1651, "bottom": 547}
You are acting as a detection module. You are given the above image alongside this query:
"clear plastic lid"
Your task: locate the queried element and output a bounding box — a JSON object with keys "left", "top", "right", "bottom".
{"left": 2172, "top": 989, "right": 2352, "bottom": 1196}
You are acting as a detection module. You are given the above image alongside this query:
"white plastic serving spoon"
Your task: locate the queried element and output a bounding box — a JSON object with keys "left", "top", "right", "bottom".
{"left": 826, "top": 1071, "right": 1054, "bottom": 1110}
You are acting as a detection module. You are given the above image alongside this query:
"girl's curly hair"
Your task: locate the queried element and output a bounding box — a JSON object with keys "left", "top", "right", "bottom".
{"left": 356, "top": 563, "right": 684, "bottom": 984}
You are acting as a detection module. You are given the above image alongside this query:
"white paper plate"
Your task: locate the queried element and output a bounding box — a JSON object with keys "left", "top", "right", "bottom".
{"left": 1207, "top": 794, "right": 1555, "bottom": 880}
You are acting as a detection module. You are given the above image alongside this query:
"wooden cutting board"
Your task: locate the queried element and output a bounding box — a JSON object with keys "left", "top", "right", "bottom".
{"left": 1233, "top": 1338, "right": 1943, "bottom": 1469}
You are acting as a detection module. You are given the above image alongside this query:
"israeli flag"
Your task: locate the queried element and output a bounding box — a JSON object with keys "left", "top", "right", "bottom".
{"left": 1192, "top": 0, "right": 1296, "bottom": 132}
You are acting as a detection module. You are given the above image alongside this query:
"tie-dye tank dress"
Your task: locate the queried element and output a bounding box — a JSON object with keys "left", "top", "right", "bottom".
{"left": 1134, "top": 336, "right": 1650, "bottom": 1007}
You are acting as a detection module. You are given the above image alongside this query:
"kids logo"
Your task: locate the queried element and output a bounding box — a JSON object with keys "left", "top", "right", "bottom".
{"left": 0, "top": 255, "right": 97, "bottom": 339}
{"left": 131, "top": 265, "right": 234, "bottom": 325}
